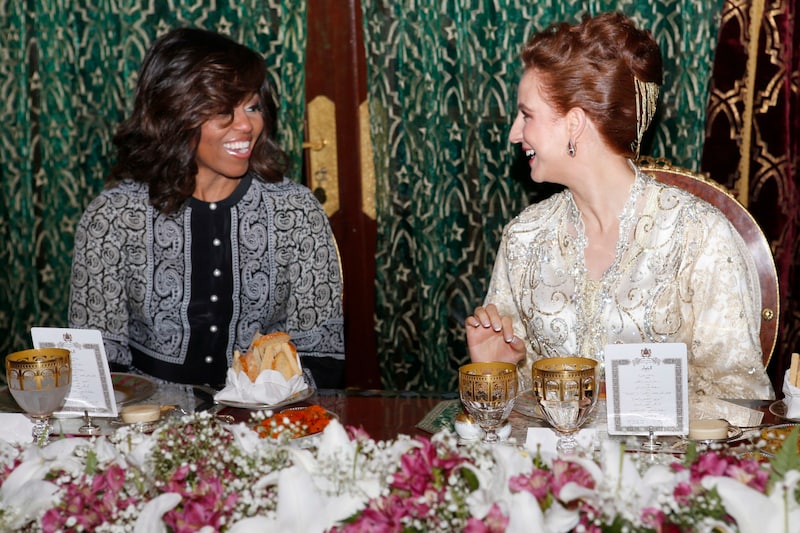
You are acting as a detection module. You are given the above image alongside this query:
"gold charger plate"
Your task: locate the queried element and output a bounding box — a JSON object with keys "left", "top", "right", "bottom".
{"left": 112, "top": 373, "right": 157, "bottom": 406}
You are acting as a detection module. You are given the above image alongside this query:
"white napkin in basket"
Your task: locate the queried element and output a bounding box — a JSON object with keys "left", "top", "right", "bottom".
{"left": 214, "top": 368, "right": 308, "bottom": 405}
{"left": 781, "top": 369, "right": 800, "bottom": 418}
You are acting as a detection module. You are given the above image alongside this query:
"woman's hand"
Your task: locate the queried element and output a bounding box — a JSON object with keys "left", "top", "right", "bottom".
{"left": 465, "top": 304, "right": 526, "bottom": 364}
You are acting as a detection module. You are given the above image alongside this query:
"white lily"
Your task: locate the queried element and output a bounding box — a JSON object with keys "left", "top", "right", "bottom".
{"left": 133, "top": 492, "right": 181, "bottom": 533}
{"left": 227, "top": 420, "right": 265, "bottom": 455}
{"left": 317, "top": 418, "right": 415, "bottom": 467}
{"left": 0, "top": 437, "right": 91, "bottom": 528}
{"left": 702, "top": 470, "right": 800, "bottom": 533}
{"left": 252, "top": 464, "right": 364, "bottom": 532}
{"left": 465, "top": 443, "right": 532, "bottom": 518}
{"left": 561, "top": 440, "right": 680, "bottom": 527}
{"left": 293, "top": 419, "right": 415, "bottom": 501}
{"left": 226, "top": 515, "right": 272, "bottom": 532}
{"left": 507, "top": 489, "right": 581, "bottom": 533}
{"left": 90, "top": 437, "right": 126, "bottom": 466}
{"left": 464, "top": 444, "right": 581, "bottom": 532}
{"left": 0, "top": 477, "right": 58, "bottom": 531}
{"left": 316, "top": 417, "right": 355, "bottom": 460}
{"left": 119, "top": 429, "right": 157, "bottom": 472}
{"left": 505, "top": 490, "right": 547, "bottom": 532}
{"left": 0, "top": 440, "right": 21, "bottom": 468}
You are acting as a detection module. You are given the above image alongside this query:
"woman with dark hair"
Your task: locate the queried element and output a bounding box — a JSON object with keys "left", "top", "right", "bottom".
{"left": 465, "top": 12, "right": 773, "bottom": 401}
{"left": 69, "top": 28, "right": 344, "bottom": 389}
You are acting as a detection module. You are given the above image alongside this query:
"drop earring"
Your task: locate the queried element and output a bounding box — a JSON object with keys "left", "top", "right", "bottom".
{"left": 567, "top": 140, "right": 576, "bottom": 157}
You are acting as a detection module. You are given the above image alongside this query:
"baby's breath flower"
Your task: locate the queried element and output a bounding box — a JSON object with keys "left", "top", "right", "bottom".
{"left": 3, "top": 412, "right": 799, "bottom": 531}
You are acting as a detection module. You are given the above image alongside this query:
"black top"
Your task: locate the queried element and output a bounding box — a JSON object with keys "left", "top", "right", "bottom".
{"left": 132, "top": 177, "right": 250, "bottom": 388}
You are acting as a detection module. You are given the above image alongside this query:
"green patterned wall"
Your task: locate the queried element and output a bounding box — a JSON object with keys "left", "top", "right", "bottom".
{"left": 0, "top": 1, "right": 307, "bottom": 359}
{"left": 362, "top": 0, "right": 723, "bottom": 391}
{"left": 0, "top": 1, "right": 724, "bottom": 393}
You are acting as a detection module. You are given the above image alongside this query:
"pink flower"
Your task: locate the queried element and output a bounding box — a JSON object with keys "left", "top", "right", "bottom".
{"left": 162, "top": 475, "right": 236, "bottom": 533}
{"left": 40, "top": 464, "right": 138, "bottom": 532}
{"left": 346, "top": 425, "right": 372, "bottom": 441}
{"left": 672, "top": 481, "right": 694, "bottom": 505}
{"left": 509, "top": 468, "right": 554, "bottom": 502}
{"left": 390, "top": 438, "right": 466, "bottom": 496}
{"left": 685, "top": 451, "right": 769, "bottom": 491}
{"left": 690, "top": 452, "right": 732, "bottom": 480}
{"left": 641, "top": 507, "right": 666, "bottom": 529}
{"left": 464, "top": 503, "right": 509, "bottom": 532}
{"left": 549, "top": 458, "right": 595, "bottom": 494}
{"left": 727, "top": 461, "right": 769, "bottom": 491}
{"left": 334, "top": 493, "right": 409, "bottom": 532}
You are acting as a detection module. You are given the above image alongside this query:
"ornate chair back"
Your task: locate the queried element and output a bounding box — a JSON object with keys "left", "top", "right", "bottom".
{"left": 639, "top": 157, "right": 779, "bottom": 368}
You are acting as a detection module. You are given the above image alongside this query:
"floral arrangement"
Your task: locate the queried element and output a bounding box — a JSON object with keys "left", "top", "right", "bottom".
{"left": 0, "top": 411, "right": 799, "bottom": 532}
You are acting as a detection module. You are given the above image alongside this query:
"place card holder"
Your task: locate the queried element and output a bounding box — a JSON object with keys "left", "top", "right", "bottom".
{"left": 604, "top": 343, "right": 689, "bottom": 438}
{"left": 31, "top": 327, "right": 118, "bottom": 418}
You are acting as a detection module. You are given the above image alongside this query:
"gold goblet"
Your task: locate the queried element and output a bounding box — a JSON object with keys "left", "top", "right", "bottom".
{"left": 532, "top": 357, "right": 598, "bottom": 455}
{"left": 459, "top": 362, "right": 518, "bottom": 444}
{"left": 5, "top": 348, "right": 72, "bottom": 445}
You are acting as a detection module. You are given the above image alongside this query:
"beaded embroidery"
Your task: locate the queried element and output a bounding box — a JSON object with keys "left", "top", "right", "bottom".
{"left": 569, "top": 167, "right": 645, "bottom": 376}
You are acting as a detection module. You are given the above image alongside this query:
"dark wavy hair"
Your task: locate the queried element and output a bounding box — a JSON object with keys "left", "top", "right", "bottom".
{"left": 109, "top": 27, "right": 289, "bottom": 213}
{"left": 520, "top": 12, "right": 663, "bottom": 158}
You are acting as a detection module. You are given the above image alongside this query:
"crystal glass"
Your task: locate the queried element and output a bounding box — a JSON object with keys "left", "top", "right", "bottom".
{"left": 532, "top": 357, "right": 598, "bottom": 455}
{"left": 459, "top": 362, "right": 518, "bottom": 444}
{"left": 5, "top": 348, "right": 72, "bottom": 445}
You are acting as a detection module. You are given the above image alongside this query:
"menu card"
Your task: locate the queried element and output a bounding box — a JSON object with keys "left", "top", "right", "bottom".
{"left": 605, "top": 343, "right": 689, "bottom": 436}
{"left": 31, "top": 327, "right": 118, "bottom": 417}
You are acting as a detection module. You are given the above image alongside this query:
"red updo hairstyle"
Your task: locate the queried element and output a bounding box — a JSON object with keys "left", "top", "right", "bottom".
{"left": 520, "top": 12, "right": 663, "bottom": 157}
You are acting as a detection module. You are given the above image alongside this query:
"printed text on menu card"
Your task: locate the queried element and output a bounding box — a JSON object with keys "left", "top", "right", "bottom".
{"left": 31, "top": 327, "right": 118, "bottom": 417}
{"left": 604, "top": 343, "right": 689, "bottom": 436}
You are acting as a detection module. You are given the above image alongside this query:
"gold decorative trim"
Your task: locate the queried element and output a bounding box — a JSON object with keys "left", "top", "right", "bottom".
{"left": 307, "top": 95, "right": 339, "bottom": 217}
{"left": 359, "top": 101, "right": 376, "bottom": 221}
{"left": 738, "top": 0, "right": 765, "bottom": 208}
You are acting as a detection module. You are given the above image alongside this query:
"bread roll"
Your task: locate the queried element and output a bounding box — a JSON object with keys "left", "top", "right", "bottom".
{"left": 233, "top": 331, "right": 302, "bottom": 382}
{"left": 121, "top": 404, "right": 161, "bottom": 424}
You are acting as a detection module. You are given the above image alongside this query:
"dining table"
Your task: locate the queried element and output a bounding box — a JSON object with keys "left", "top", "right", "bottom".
{"left": 243, "top": 388, "right": 460, "bottom": 442}
{"left": 315, "top": 393, "right": 785, "bottom": 446}
{"left": 221, "top": 390, "right": 783, "bottom": 442}
{"left": 0, "top": 378, "right": 461, "bottom": 442}
{"left": 2, "top": 373, "right": 798, "bottom": 533}
{"left": 0, "top": 373, "right": 791, "bottom": 448}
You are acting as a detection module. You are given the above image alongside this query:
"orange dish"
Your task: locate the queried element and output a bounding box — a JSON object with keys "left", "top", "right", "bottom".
{"left": 256, "top": 405, "right": 334, "bottom": 439}
{"left": 759, "top": 424, "right": 800, "bottom": 455}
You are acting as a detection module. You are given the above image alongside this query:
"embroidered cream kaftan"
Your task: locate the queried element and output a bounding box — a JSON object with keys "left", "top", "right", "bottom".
{"left": 485, "top": 169, "right": 774, "bottom": 401}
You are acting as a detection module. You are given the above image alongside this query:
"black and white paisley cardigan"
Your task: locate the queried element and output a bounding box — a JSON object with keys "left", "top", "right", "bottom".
{"left": 68, "top": 174, "right": 344, "bottom": 380}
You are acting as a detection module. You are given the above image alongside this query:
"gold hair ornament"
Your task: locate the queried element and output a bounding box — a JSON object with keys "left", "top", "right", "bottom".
{"left": 632, "top": 76, "right": 659, "bottom": 158}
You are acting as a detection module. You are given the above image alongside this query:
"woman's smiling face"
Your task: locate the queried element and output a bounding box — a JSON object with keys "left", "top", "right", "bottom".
{"left": 508, "top": 69, "right": 569, "bottom": 184}
{"left": 195, "top": 93, "right": 264, "bottom": 182}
